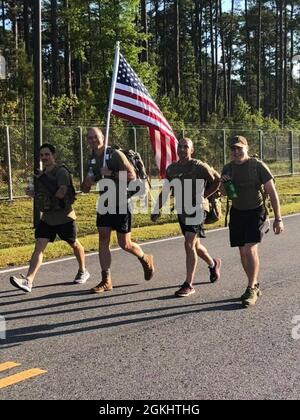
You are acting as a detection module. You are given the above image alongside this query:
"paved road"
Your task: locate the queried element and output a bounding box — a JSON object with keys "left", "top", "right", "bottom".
{"left": 0, "top": 215, "right": 299, "bottom": 400}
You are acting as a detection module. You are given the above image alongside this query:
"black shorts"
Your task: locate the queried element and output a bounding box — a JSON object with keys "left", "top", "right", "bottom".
{"left": 178, "top": 216, "right": 206, "bottom": 238}
{"left": 96, "top": 211, "right": 132, "bottom": 234}
{"left": 35, "top": 220, "right": 77, "bottom": 244}
{"left": 229, "top": 206, "right": 267, "bottom": 247}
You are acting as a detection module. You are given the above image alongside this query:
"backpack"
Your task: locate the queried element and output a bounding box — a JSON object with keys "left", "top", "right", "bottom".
{"left": 204, "top": 191, "right": 222, "bottom": 224}
{"left": 105, "top": 146, "right": 150, "bottom": 197}
{"left": 204, "top": 167, "right": 222, "bottom": 225}
{"left": 36, "top": 164, "right": 76, "bottom": 211}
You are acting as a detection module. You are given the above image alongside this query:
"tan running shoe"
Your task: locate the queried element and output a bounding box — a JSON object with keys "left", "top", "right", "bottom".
{"left": 90, "top": 271, "right": 113, "bottom": 294}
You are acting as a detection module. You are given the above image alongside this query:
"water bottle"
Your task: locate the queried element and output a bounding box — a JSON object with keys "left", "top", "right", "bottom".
{"left": 27, "top": 176, "right": 34, "bottom": 193}
{"left": 87, "top": 166, "right": 94, "bottom": 179}
{"left": 224, "top": 179, "right": 237, "bottom": 199}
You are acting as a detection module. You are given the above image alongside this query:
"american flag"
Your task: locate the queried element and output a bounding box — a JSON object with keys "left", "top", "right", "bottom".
{"left": 111, "top": 54, "right": 178, "bottom": 178}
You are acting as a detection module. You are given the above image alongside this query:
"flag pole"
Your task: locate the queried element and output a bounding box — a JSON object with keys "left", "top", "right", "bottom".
{"left": 103, "top": 42, "right": 120, "bottom": 167}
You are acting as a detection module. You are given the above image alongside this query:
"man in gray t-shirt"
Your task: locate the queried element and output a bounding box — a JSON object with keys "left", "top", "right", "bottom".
{"left": 151, "top": 137, "right": 222, "bottom": 298}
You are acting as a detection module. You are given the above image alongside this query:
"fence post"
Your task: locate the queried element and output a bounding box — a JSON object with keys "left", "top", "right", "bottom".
{"left": 5, "top": 125, "right": 13, "bottom": 201}
{"left": 78, "top": 126, "right": 84, "bottom": 184}
{"left": 289, "top": 130, "right": 294, "bottom": 175}
{"left": 222, "top": 129, "right": 226, "bottom": 166}
{"left": 132, "top": 127, "right": 137, "bottom": 152}
{"left": 258, "top": 129, "right": 263, "bottom": 160}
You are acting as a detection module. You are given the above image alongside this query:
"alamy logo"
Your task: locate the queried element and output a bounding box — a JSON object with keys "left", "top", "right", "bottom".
{"left": 0, "top": 315, "right": 6, "bottom": 340}
{"left": 292, "top": 316, "right": 300, "bottom": 341}
{"left": 96, "top": 172, "right": 206, "bottom": 225}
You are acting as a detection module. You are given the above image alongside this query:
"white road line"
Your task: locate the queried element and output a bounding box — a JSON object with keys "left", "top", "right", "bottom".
{"left": 0, "top": 213, "right": 299, "bottom": 275}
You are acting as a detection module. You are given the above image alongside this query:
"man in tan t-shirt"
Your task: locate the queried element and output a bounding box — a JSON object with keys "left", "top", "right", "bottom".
{"left": 10, "top": 143, "right": 89, "bottom": 293}
{"left": 221, "top": 135, "right": 284, "bottom": 308}
{"left": 151, "top": 137, "right": 221, "bottom": 297}
{"left": 81, "top": 127, "right": 154, "bottom": 293}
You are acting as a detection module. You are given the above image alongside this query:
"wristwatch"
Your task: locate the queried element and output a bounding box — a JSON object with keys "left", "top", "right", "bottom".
{"left": 275, "top": 218, "right": 282, "bottom": 222}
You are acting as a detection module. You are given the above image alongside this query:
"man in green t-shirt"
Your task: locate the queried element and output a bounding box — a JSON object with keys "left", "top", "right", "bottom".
{"left": 81, "top": 127, "right": 154, "bottom": 293}
{"left": 10, "top": 143, "right": 89, "bottom": 293}
{"left": 151, "top": 137, "right": 221, "bottom": 297}
{"left": 221, "top": 135, "right": 284, "bottom": 308}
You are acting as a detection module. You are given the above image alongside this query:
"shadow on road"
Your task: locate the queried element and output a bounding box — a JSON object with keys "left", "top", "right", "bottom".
{"left": 0, "top": 297, "right": 243, "bottom": 347}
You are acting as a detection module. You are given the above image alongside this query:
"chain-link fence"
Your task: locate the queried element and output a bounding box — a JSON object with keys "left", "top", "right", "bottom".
{"left": 0, "top": 125, "right": 299, "bottom": 200}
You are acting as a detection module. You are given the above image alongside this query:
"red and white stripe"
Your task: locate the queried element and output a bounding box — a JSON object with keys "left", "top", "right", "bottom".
{"left": 112, "top": 82, "right": 178, "bottom": 177}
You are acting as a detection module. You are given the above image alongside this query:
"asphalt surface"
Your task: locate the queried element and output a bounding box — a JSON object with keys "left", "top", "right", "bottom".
{"left": 0, "top": 214, "right": 299, "bottom": 400}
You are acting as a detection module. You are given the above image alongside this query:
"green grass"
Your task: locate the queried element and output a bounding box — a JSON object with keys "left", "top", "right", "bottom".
{"left": 0, "top": 176, "right": 299, "bottom": 268}
{"left": 267, "top": 161, "right": 300, "bottom": 175}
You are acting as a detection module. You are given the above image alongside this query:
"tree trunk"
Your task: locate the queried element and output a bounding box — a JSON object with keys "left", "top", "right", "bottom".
{"left": 219, "top": 0, "right": 228, "bottom": 118}
{"left": 64, "top": 0, "right": 72, "bottom": 98}
{"left": 163, "top": 0, "right": 167, "bottom": 94}
{"left": 140, "top": 0, "right": 148, "bottom": 62}
{"left": 194, "top": 0, "right": 205, "bottom": 123}
{"left": 209, "top": 0, "right": 215, "bottom": 112}
{"left": 51, "top": 0, "right": 59, "bottom": 97}
{"left": 153, "top": 0, "right": 159, "bottom": 45}
{"left": 23, "top": 0, "right": 31, "bottom": 58}
{"left": 290, "top": 2, "right": 294, "bottom": 90}
{"left": 214, "top": 0, "right": 219, "bottom": 112}
{"left": 73, "top": 58, "right": 81, "bottom": 96}
{"left": 256, "top": 0, "right": 261, "bottom": 110}
{"left": 227, "top": 0, "right": 234, "bottom": 114}
{"left": 244, "top": 0, "right": 251, "bottom": 104}
{"left": 278, "top": 0, "right": 284, "bottom": 126}
{"left": 174, "top": 0, "right": 181, "bottom": 97}
{"left": 10, "top": 1, "right": 18, "bottom": 52}
{"left": 284, "top": 0, "right": 288, "bottom": 119}
{"left": 205, "top": 22, "right": 209, "bottom": 120}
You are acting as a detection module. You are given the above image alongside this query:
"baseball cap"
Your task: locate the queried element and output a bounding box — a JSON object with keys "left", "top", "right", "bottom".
{"left": 230, "top": 135, "right": 248, "bottom": 148}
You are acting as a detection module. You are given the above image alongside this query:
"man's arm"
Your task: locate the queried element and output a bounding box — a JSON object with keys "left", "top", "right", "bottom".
{"left": 55, "top": 185, "right": 68, "bottom": 199}
{"left": 204, "top": 169, "right": 221, "bottom": 198}
{"left": 264, "top": 179, "right": 284, "bottom": 234}
{"left": 55, "top": 168, "right": 71, "bottom": 200}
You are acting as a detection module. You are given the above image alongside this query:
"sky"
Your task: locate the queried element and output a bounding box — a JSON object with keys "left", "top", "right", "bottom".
{"left": 223, "top": 0, "right": 232, "bottom": 12}
{"left": 222, "top": 0, "right": 243, "bottom": 12}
